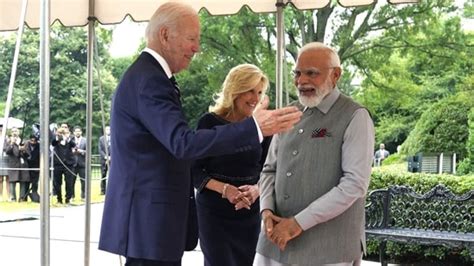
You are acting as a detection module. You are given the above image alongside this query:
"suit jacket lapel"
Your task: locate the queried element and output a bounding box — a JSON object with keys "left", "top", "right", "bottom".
{"left": 140, "top": 52, "right": 181, "bottom": 105}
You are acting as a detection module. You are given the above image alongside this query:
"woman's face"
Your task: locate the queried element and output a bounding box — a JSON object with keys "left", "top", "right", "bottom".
{"left": 233, "top": 86, "right": 264, "bottom": 119}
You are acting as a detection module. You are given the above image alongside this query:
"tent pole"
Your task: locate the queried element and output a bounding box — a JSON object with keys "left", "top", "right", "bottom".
{"left": 84, "top": 2, "right": 95, "bottom": 266}
{"left": 39, "top": 0, "right": 51, "bottom": 265}
{"left": 275, "top": 0, "right": 285, "bottom": 108}
{"left": 0, "top": 0, "right": 28, "bottom": 158}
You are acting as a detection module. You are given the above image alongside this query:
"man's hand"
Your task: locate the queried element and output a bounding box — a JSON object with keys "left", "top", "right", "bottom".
{"left": 254, "top": 106, "right": 302, "bottom": 136}
{"left": 261, "top": 209, "right": 282, "bottom": 239}
{"left": 270, "top": 217, "right": 303, "bottom": 251}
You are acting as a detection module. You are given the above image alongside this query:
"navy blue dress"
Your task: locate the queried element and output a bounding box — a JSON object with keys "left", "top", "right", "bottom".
{"left": 192, "top": 113, "right": 271, "bottom": 266}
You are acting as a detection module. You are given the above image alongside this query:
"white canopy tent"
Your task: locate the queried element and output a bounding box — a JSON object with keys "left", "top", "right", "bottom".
{"left": 0, "top": 117, "right": 24, "bottom": 129}
{"left": 0, "top": 1, "right": 419, "bottom": 266}
{"left": 1, "top": 0, "right": 418, "bottom": 30}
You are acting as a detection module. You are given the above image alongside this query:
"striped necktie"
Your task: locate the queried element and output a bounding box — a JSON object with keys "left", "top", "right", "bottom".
{"left": 169, "top": 76, "right": 181, "bottom": 98}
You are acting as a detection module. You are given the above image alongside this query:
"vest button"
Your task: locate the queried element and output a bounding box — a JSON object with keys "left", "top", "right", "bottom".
{"left": 284, "top": 194, "right": 290, "bottom": 200}
{"left": 292, "top": 150, "right": 298, "bottom": 155}
{"left": 298, "top": 129, "right": 304, "bottom": 134}
{"left": 286, "top": 172, "right": 292, "bottom": 177}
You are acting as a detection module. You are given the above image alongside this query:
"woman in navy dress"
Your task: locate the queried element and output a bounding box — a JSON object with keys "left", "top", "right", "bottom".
{"left": 192, "top": 64, "right": 271, "bottom": 266}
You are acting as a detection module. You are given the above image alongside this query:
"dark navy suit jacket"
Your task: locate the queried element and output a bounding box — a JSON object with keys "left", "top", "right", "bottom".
{"left": 98, "top": 52, "right": 260, "bottom": 261}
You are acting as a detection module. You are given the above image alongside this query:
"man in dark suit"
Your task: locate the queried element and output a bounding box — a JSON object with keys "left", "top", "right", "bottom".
{"left": 98, "top": 125, "right": 110, "bottom": 195}
{"left": 98, "top": 2, "right": 302, "bottom": 266}
{"left": 72, "top": 126, "right": 86, "bottom": 200}
{"left": 24, "top": 134, "right": 40, "bottom": 202}
{"left": 51, "top": 126, "right": 76, "bottom": 204}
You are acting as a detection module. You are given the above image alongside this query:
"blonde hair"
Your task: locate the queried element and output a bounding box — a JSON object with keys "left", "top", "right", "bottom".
{"left": 210, "top": 64, "right": 269, "bottom": 116}
{"left": 145, "top": 2, "right": 197, "bottom": 43}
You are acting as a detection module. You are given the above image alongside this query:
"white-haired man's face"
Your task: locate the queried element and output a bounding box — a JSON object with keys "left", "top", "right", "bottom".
{"left": 293, "top": 50, "right": 340, "bottom": 108}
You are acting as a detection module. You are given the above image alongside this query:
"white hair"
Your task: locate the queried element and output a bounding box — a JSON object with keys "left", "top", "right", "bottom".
{"left": 145, "top": 2, "right": 197, "bottom": 43}
{"left": 298, "top": 42, "right": 341, "bottom": 68}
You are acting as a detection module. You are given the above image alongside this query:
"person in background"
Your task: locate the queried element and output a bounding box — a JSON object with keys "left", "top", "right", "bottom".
{"left": 24, "top": 134, "right": 40, "bottom": 202}
{"left": 72, "top": 126, "right": 86, "bottom": 200}
{"left": 192, "top": 64, "right": 272, "bottom": 266}
{"left": 0, "top": 126, "right": 10, "bottom": 201}
{"left": 255, "top": 42, "right": 375, "bottom": 266}
{"left": 98, "top": 2, "right": 302, "bottom": 266}
{"left": 374, "top": 143, "right": 390, "bottom": 166}
{"left": 51, "top": 126, "right": 76, "bottom": 204}
{"left": 98, "top": 125, "right": 110, "bottom": 195}
{"left": 4, "top": 127, "right": 30, "bottom": 202}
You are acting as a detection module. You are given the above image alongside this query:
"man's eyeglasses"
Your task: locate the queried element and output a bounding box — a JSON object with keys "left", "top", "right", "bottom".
{"left": 292, "top": 67, "right": 337, "bottom": 79}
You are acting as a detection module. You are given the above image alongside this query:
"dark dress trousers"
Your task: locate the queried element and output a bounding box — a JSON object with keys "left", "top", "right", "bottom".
{"left": 98, "top": 52, "right": 260, "bottom": 263}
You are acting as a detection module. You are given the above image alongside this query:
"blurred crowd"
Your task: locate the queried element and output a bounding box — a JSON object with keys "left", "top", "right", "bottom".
{"left": 0, "top": 123, "right": 110, "bottom": 204}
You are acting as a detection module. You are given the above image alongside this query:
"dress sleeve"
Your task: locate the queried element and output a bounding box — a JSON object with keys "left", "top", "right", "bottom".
{"left": 191, "top": 113, "right": 216, "bottom": 193}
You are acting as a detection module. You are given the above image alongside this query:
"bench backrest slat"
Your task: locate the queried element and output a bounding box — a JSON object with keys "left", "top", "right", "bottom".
{"left": 366, "top": 184, "right": 473, "bottom": 233}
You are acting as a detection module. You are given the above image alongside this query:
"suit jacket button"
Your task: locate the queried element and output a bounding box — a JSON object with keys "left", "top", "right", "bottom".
{"left": 298, "top": 129, "right": 304, "bottom": 134}
{"left": 286, "top": 172, "right": 292, "bottom": 177}
{"left": 284, "top": 194, "right": 290, "bottom": 200}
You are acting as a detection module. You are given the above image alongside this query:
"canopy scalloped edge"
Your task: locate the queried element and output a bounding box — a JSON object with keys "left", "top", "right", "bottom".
{"left": 0, "top": 0, "right": 418, "bottom": 32}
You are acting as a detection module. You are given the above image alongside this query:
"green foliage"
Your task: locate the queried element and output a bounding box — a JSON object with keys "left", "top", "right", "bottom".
{"left": 108, "top": 56, "right": 133, "bottom": 81}
{"left": 352, "top": 1, "right": 473, "bottom": 153}
{"left": 463, "top": 1, "right": 474, "bottom": 18}
{"left": 178, "top": 8, "right": 278, "bottom": 127}
{"left": 401, "top": 92, "right": 473, "bottom": 158}
{"left": 458, "top": 104, "right": 474, "bottom": 174}
{"left": 378, "top": 152, "right": 405, "bottom": 165}
{"left": 468, "top": 107, "right": 474, "bottom": 172}
{"left": 370, "top": 166, "right": 474, "bottom": 194}
{"left": 0, "top": 25, "right": 116, "bottom": 152}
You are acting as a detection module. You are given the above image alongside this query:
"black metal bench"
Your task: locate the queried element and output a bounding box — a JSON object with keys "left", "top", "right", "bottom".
{"left": 365, "top": 184, "right": 473, "bottom": 265}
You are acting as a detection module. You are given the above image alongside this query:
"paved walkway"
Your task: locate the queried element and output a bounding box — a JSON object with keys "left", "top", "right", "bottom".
{"left": 0, "top": 203, "right": 384, "bottom": 266}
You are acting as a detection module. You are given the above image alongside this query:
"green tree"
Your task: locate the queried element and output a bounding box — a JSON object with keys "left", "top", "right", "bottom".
{"left": 179, "top": 8, "right": 280, "bottom": 127}
{"left": 402, "top": 91, "right": 474, "bottom": 158}
{"left": 351, "top": 3, "right": 473, "bottom": 151}
{"left": 0, "top": 25, "right": 116, "bottom": 151}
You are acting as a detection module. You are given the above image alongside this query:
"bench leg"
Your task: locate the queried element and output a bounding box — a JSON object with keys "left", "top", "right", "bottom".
{"left": 379, "top": 240, "right": 387, "bottom": 266}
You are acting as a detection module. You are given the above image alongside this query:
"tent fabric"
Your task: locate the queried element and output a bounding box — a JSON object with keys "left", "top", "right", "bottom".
{"left": 1, "top": 0, "right": 418, "bottom": 31}
{"left": 0, "top": 117, "right": 24, "bottom": 129}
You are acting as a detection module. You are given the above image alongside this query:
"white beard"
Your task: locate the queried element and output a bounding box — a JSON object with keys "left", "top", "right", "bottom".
{"left": 298, "top": 78, "right": 333, "bottom": 108}
{"left": 299, "top": 93, "right": 324, "bottom": 108}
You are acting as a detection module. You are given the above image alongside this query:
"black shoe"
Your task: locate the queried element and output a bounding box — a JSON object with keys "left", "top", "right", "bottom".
{"left": 100, "top": 192, "right": 105, "bottom": 195}
{"left": 65, "top": 199, "right": 70, "bottom": 204}
{"left": 57, "top": 198, "right": 63, "bottom": 204}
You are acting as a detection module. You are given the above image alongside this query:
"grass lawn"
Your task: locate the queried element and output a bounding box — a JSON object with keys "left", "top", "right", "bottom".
{"left": 0, "top": 174, "right": 106, "bottom": 212}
